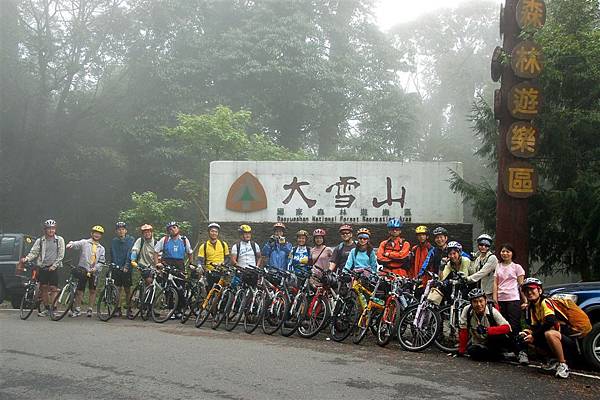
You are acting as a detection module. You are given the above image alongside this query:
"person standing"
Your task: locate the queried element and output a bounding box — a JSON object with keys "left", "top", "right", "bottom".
{"left": 261, "top": 222, "right": 292, "bottom": 271}
{"left": 310, "top": 228, "right": 333, "bottom": 279}
{"left": 20, "top": 219, "right": 65, "bottom": 316}
{"left": 329, "top": 224, "right": 356, "bottom": 272}
{"left": 468, "top": 234, "right": 498, "bottom": 297}
{"left": 196, "top": 223, "right": 230, "bottom": 271}
{"left": 110, "top": 222, "right": 135, "bottom": 317}
{"left": 66, "top": 225, "right": 106, "bottom": 318}
{"left": 343, "top": 228, "right": 378, "bottom": 274}
{"left": 288, "top": 230, "right": 311, "bottom": 274}
{"left": 230, "top": 225, "right": 261, "bottom": 268}
{"left": 493, "top": 243, "right": 528, "bottom": 364}
{"left": 411, "top": 225, "right": 431, "bottom": 279}
{"left": 376, "top": 218, "right": 411, "bottom": 276}
{"left": 417, "top": 226, "right": 449, "bottom": 277}
{"left": 129, "top": 224, "right": 156, "bottom": 287}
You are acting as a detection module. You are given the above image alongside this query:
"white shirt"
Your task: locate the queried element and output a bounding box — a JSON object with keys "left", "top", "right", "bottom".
{"left": 231, "top": 241, "right": 261, "bottom": 268}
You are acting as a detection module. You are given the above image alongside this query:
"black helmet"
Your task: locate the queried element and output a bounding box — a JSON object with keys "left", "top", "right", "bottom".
{"left": 468, "top": 288, "right": 486, "bottom": 301}
{"left": 115, "top": 221, "right": 127, "bottom": 229}
{"left": 432, "top": 226, "right": 448, "bottom": 237}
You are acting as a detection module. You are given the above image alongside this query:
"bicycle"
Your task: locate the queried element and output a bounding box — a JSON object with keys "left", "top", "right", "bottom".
{"left": 195, "top": 264, "right": 232, "bottom": 328}
{"left": 329, "top": 271, "right": 360, "bottom": 342}
{"left": 280, "top": 269, "right": 312, "bottom": 337}
{"left": 151, "top": 264, "right": 184, "bottom": 323}
{"left": 376, "top": 274, "right": 417, "bottom": 347}
{"left": 243, "top": 266, "right": 268, "bottom": 334}
{"left": 180, "top": 264, "right": 206, "bottom": 324}
{"left": 127, "top": 265, "right": 156, "bottom": 320}
{"left": 96, "top": 262, "right": 120, "bottom": 322}
{"left": 396, "top": 272, "right": 443, "bottom": 351}
{"left": 434, "top": 273, "right": 470, "bottom": 353}
{"left": 261, "top": 267, "right": 294, "bottom": 335}
{"left": 297, "top": 269, "right": 335, "bottom": 339}
{"left": 18, "top": 262, "right": 43, "bottom": 320}
{"left": 223, "top": 265, "right": 259, "bottom": 332}
{"left": 351, "top": 270, "right": 383, "bottom": 344}
{"left": 51, "top": 265, "right": 81, "bottom": 321}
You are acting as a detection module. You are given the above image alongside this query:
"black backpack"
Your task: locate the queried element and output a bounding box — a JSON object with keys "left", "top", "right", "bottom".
{"left": 235, "top": 240, "right": 258, "bottom": 264}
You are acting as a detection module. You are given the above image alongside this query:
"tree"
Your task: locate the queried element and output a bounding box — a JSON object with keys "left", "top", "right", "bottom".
{"left": 452, "top": 0, "right": 600, "bottom": 280}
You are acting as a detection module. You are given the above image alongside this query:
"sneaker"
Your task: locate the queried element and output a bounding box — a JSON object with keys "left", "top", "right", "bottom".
{"left": 542, "top": 359, "right": 559, "bottom": 372}
{"left": 115, "top": 308, "right": 122, "bottom": 318}
{"left": 555, "top": 363, "right": 570, "bottom": 379}
{"left": 86, "top": 308, "right": 93, "bottom": 318}
{"left": 502, "top": 352, "right": 516, "bottom": 360}
{"left": 70, "top": 307, "right": 81, "bottom": 317}
{"left": 38, "top": 309, "right": 48, "bottom": 317}
{"left": 518, "top": 351, "right": 529, "bottom": 365}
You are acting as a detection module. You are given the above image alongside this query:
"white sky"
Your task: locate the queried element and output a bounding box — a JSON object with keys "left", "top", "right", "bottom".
{"left": 375, "top": 0, "right": 503, "bottom": 30}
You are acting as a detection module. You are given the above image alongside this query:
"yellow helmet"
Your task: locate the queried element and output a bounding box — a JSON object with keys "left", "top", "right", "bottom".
{"left": 415, "top": 225, "right": 429, "bottom": 234}
{"left": 238, "top": 224, "right": 252, "bottom": 233}
{"left": 91, "top": 225, "right": 105, "bottom": 234}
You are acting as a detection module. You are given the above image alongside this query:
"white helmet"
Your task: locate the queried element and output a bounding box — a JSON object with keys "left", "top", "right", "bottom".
{"left": 208, "top": 223, "right": 221, "bottom": 231}
{"left": 477, "top": 234, "right": 493, "bottom": 246}
{"left": 43, "top": 219, "right": 57, "bottom": 228}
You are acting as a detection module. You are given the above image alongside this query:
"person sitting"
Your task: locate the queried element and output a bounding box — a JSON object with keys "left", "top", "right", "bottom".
{"left": 458, "top": 288, "right": 511, "bottom": 360}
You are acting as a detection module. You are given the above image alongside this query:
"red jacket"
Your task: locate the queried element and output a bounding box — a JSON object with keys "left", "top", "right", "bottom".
{"left": 411, "top": 242, "right": 431, "bottom": 279}
{"left": 376, "top": 237, "right": 411, "bottom": 276}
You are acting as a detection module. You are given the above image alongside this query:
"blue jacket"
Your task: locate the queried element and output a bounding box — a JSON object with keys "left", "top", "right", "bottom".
{"left": 343, "top": 248, "right": 378, "bottom": 274}
{"left": 262, "top": 241, "right": 292, "bottom": 271}
{"left": 111, "top": 235, "right": 135, "bottom": 268}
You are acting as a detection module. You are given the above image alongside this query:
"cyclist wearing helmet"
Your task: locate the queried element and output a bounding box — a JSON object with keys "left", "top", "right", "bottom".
{"left": 439, "top": 241, "right": 471, "bottom": 282}
{"left": 288, "top": 230, "right": 311, "bottom": 274}
{"left": 467, "top": 234, "right": 498, "bottom": 297}
{"left": 329, "top": 224, "right": 356, "bottom": 272}
{"left": 458, "top": 288, "right": 511, "bottom": 360}
{"left": 520, "top": 278, "right": 577, "bottom": 378}
{"left": 110, "top": 222, "right": 135, "bottom": 317}
{"left": 261, "top": 222, "right": 292, "bottom": 271}
{"left": 154, "top": 222, "right": 194, "bottom": 269}
{"left": 130, "top": 224, "right": 156, "bottom": 286}
{"left": 20, "top": 219, "right": 65, "bottom": 316}
{"left": 66, "top": 225, "right": 106, "bottom": 317}
{"left": 197, "top": 223, "right": 230, "bottom": 272}
{"left": 343, "top": 228, "right": 377, "bottom": 274}
{"left": 231, "top": 225, "right": 261, "bottom": 268}
{"left": 376, "top": 218, "right": 411, "bottom": 276}
{"left": 417, "top": 226, "right": 449, "bottom": 278}
{"left": 410, "top": 225, "right": 431, "bottom": 279}
{"left": 310, "top": 228, "right": 333, "bottom": 277}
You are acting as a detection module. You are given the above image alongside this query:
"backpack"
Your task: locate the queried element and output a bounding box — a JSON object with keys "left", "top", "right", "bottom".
{"left": 466, "top": 302, "right": 498, "bottom": 331}
{"left": 162, "top": 235, "right": 189, "bottom": 259}
{"left": 547, "top": 298, "right": 592, "bottom": 337}
{"left": 235, "top": 240, "right": 258, "bottom": 264}
{"left": 200, "top": 240, "right": 225, "bottom": 257}
{"left": 348, "top": 248, "right": 375, "bottom": 270}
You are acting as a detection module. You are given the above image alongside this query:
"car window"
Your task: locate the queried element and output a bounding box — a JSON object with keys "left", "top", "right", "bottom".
{"left": 0, "top": 236, "right": 17, "bottom": 258}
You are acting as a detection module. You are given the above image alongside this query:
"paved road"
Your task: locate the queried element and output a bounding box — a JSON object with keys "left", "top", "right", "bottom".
{"left": 0, "top": 310, "right": 597, "bottom": 400}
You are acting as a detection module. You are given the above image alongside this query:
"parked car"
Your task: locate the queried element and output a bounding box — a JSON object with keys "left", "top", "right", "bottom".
{"left": 546, "top": 282, "right": 600, "bottom": 371}
{"left": 0, "top": 233, "right": 35, "bottom": 308}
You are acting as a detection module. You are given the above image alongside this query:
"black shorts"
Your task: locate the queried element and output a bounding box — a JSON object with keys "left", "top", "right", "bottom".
{"left": 114, "top": 269, "right": 132, "bottom": 287}
{"left": 535, "top": 329, "right": 577, "bottom": 359}
{"left": 75, "top": 267, "right": 97, "bottom": 291}
{"left": 38, "top": 268, "right": 58, "bottom": 286}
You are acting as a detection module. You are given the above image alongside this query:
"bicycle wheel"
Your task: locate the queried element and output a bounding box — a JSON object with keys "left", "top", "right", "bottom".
{"left": 397, "top": 304, "right": 441, "bottom": 352}
{"left": 330, "top": 295, "right": 359, "bottom": 342}
{"left": 140, "top": 285, "right": 154, "bottom": 321}
{"left": 244, "top": 290, "right": 266, "bottom": 334}
{"left": 225, "top": 288, "right": 247, "bottom": 331}
{"left": 97, "top": 284, "right": 118, "bottom": 322}
{"left": 127, "top": 284, "right": 143, "bottom": 320}
{"left": 377, "top": 298, "right": 401, "bottom": 347}
{"left": 51, "top": 284, "right": 75, "bottom": 321}
{"left": 434, "top": 304, "right": 461, "bottom": 353}
{"left": 19, "top": 287, "right": 36, "bottom": 320}
{"left": 262, "top": 291, "right": 288, "bottom": 335}
{"left": 151, "top": 287, "right": 178, "bottom": 323}
{"left": 298, "top": 295, "right": 330, "bottom": 339}
{"left": 212, "top": 288, "right": 233, "bottom": 330}
{"left": 195, "top": 291, "right": 217, "bottom": 328}
{"left": 181, "top": 288, "right": 201, "bottom": 324}
{"left": 352, "top": 309, "right": 372, "bottom": 344}
{"left": 280, "top": 292, "right": 306, "bottom": 337}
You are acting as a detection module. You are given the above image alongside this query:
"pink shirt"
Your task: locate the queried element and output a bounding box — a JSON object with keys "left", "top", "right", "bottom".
{"left": 495, "top": 262, "right": 525, "bottom": 302}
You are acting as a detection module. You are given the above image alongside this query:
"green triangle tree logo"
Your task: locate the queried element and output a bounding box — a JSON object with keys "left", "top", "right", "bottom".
{"left": 226, "top": 171, "right": 267, "bottom": 212}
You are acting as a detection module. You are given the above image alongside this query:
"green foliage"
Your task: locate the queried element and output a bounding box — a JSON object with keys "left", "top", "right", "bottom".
{"left": 118, "top": 192, "right": 191, "bottom": 236}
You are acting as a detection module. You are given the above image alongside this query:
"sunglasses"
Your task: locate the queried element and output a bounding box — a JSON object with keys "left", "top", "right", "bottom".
{"left": 478, "top": 243, "right": 490, "bottom": 247}
{"left": 340, "top": 231, "right": 352, "bottom": 235}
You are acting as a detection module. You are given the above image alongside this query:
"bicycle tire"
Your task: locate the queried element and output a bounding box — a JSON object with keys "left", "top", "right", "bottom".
{"left": 51, "top": 284, "right": 75, "bottom": 321}
{"left": 262, "top": 291, "right": 288, "bottom": 335}
{"left": 127, "top": 284, "right": 143, "bottom": 320}
{"left": 434, "top": 304, "right": 461, "bottom": 353}
{"left": 280, "top": 292, "right": 305, "bottom": 337}
{"left": 397, "top": 303, "right": 441, "bottom": 352}
{"left": 330, "top": 295, "right": 359, "bottom": 342}
{"left": 243, "top": 290, "right": 266, "bottom": 334}
{"left": 195, "top": 291, "right": 216, "bottom": 328}
{"left": 377, "top": 298, "right": 401, "bottom": 347}
{"left": 352, "top": 309, "right": 372, "bottom": 344}
{"left": 181, "top": 284, "right": 201, "bottom": 324}
{"left": 212, "top": 288, "right": 233, "bottom": 330}
{"left": 224, "top": 288, "right": 247, "bottom": 331}
{"left": 19, "top": 287, "right": 36, "bottom": 320}
{"left": 298, "top": 295, "right": 330, "bottom": 339}
{"left": 97, "top": 284, "right": 118, "bottom": 322}
{"left": 151, "top": 287, "right": 178, "bottom": 323}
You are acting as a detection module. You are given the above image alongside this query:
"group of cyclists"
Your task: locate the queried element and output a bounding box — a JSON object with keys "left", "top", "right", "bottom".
{"left": 19, "top": 217, "right": 593, "bottom": 380}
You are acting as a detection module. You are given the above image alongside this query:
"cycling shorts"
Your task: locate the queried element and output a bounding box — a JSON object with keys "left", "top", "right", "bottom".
{"left": 75, "top": 267, "right": 97, "bottom": 291}
{"left": 114, "top": 269, "right": 132, "bottom": 287}
{"left": 38, "top": 268, "right": 58, "bottom": 286}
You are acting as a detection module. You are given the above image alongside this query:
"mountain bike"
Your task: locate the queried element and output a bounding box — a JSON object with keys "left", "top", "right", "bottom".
{"left": 181, "top": 264, "right": 206, "bottom": 324}
{"left": 329, "top": 271, "right": 360, "bottom": 342}
{"left": 396, "top": 272, "right": 442, "bottom": 351}
{"left": 243, "top": 267, "right": 268, "bottom": 334}
{"left": 18, "top": 262, "right": 43, "bottom": 320}
{"left": 96, "top": 263, "right": 120, "bottom": 322}
{"left": 434, "top": 273, "right": 470, "bottom": 353}
{"left": 376, "top": 274, "right": 417, "bottom": 347}
{"left": 151, "top": 264, "right": 183, "bottom": 323}
{"left": 297, "top": 269, "right": 335, "bottom": 339}
{"left": 195, "top": 264, "right": 232, "bottom": 328}
{"left": 51, "top": 265, "right": 81, "bottom": 321}
{"left": 128, "top": 266, "right": 153, "bottom": 320}
{"left": 212, "top": 265, "right": 238, "bottom": 330}
{"left": 223, "top": 265, "right": 259, "bottom": 332}
{"left": 351, "top": 270, "right": 383, "bottom": 344}
{"left": 261, "top": 268, "right": 294, "bottom": 335}
{"left": 280, "top": 269, "right": 312, "bottom": 337}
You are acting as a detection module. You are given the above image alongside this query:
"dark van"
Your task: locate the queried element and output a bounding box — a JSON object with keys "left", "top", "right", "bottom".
{"left": 0, "top": 233, "right": 35, "bottom": 308}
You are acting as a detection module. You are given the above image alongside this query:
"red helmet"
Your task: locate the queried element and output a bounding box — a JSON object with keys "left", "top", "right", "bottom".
{"left": 338, "top": 224, "right": 352, "bottom": 233}
{"left": 313, "top": 228, "right": 326, "bottom": 237}
{"left": 273, "top": 222, "right": 286, "bottom": 231}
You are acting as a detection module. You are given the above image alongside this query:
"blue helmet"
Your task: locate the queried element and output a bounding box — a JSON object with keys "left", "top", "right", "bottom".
{"left": 387, "top": 218, "right": 403, "bottom": 229}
